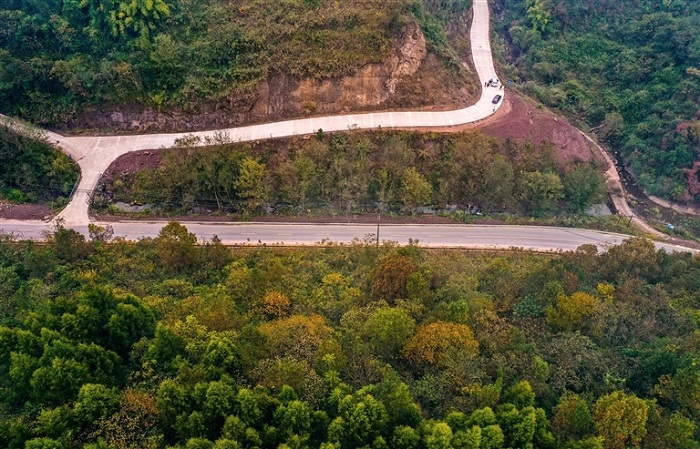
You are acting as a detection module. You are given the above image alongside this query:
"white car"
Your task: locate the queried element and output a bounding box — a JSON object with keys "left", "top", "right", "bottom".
{"left": 488, "top": 78, "right": 500, "bottom": 87}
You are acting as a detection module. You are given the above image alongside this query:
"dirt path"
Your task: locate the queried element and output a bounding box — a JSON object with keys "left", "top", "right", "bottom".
{"left": 580, "top": 132, "right": 670, "bottom": 239}
{"left": 647, "top": 194, "right": 700, "bottom": 217}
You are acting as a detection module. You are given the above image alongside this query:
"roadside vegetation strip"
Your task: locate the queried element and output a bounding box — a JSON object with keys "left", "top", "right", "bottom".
{"left": 95, "top": 131, "right": 603, "bottom": 220}
{"left": 0, "top": 126, "right": 80, "bottom": 205}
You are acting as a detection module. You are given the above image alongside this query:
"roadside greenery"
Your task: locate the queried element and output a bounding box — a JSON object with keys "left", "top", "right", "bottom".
{"left": 0, "top": 127, "right": 79, "bottom": 204}
{"left": 1, "top": 225, "right": 699, "bottom": 448}
{"left": 498, "top": 0, "right": 700, "bottom": 203}
{"left": 0, "top": 0, "right": 470, "bottom": 125}
{"left": 95, "top": 131, "right": 605, "bottom": 217}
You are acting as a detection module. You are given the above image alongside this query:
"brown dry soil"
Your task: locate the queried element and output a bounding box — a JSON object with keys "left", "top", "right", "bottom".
{"left": 410, "top": 93, "right": 602, "bottom": 167}
{"left": 0, "top": 202, "right": 52, "bottom": 220}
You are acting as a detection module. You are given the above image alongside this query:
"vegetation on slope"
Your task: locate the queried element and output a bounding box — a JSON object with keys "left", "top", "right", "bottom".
{"left": 0, "top": 127, "right": 79, "bottom": 204}
{"left": 96, "top": 130, "right": 605, "bottom": 217}
{"left": 0, "top": 0, "right": 472, "bottom": 125}
{"left": 497, "top": 0, "right": 700, "bottom": 203}
{"left": 1, "top": 226, "right": 699, "bottom": 448}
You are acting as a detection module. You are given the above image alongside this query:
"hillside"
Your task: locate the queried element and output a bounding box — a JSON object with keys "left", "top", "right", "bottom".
{"left": 496, "top": 0, "right": 700, "bottom": 205}
{"left": 0, "top": 0, "right": 478, "bottom": 133}
{"left": 1, "top": 229, "right": 699, "bottom": 448}
{"left": 95, "top": 130, "right": 605, "bottom": 218}
{"left": 0, "top": 126, "right": 79, "bottom": 206}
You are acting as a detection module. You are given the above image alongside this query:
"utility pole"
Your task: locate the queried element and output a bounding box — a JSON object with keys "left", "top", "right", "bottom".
{"left": 377, "top": 212, "right": 380, "bottom": 247}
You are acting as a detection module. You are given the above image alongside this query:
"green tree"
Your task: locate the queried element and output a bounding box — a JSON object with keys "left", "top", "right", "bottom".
{"left": 593, "top": 391, "right": 649, "bottom": 449}
{"left": 601, "top": 113, "right": 625, "bottom": 145}
{"left": 517, "top": 171, "right": 564, "bottom": 216}
{"left": 452, "top": 426, "right": 482, "bottom": 449}
{"left": 524, "top": 0, "right": 551, "bottom": 33}
{"left": 392, "top": 426, "right": 421, "bottom": 449}
{"left": 49, "top": 222, "right": 91, "bottom": 263}
{"left": 235, "top": 157, "right": 268, "bottom": 214}
{"left": 425, "top": 421, "right": 453, "bottom": 449}
{"left": 496, "top": 404, "right": 538, "bottom": 449}
{"left": 545, "top": 292, "right": 601, "bottom": 332}
{"left": 107, "top": 0, "right": 171, "bottom": 41}
{"left": 274, "top": 400, "right": 312, "bottom": 441}
{"left": 563, "top": 164, "right": 605, "bottom": 213}
{"left": 401, "top": 167, "right": 432, "bottom": 210}
{"left": 73, "top": 383, "right": 120, "bottom": 427}
{"left": 327, "top": 389, "right": 388, "bottom": 449}
{"left": 203, "top": 380, "right": 237, "bottom": 429}
{"left": 551, "top": 392, "right": 594, "bottom": 441}
{"left": 184, "top": 437, "right": 214, "bottom": 449}
{"left": 362, "top": 307, "right": 416, "bottom": 360}
{"left": 503, "top": 381, "right": 536, "bottom": 409}
{"left": 374, "top": 371, "right": 422, "bottom": 428}
{"left": 155, "top": 222, "right": 198, "bottom": 272}
{"left": 24, "top": 438, "right": 66, "bottom": 449}
{"left": 480, "top": 155, "right": 515, "bottom": 211}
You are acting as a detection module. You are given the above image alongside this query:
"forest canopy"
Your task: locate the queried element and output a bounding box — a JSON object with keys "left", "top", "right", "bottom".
{"left": 498, "top": 0, "right": 700, "bottom": 204}
{"left": 0, "top": 226, "right": 699, "bottom": 448}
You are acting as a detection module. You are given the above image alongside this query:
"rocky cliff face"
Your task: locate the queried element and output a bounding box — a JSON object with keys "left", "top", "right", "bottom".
{"left": 61, "top": 21, "right": 468, "bottom": 134}
{"left": 255, "top": 22, "right": 428, "bottom": 118}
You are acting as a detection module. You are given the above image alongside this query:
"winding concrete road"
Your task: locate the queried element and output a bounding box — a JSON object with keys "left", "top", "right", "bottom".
{"left": 2, "top": 0, "right": 501, "bottom": 226}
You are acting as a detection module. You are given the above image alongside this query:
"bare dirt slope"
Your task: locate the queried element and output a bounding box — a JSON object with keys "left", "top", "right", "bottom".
{"left": 0, "top": 202, "right": 52, "bottom": 220}
{"left": 436, "top": 93, "right": 602, "bottom": 166}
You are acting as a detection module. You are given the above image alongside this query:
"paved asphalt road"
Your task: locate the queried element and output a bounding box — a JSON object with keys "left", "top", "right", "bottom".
{"left": 0, "top": 219, "right": 695, "bottom": 253}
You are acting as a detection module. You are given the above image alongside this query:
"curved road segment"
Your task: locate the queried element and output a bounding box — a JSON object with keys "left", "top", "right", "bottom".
{"left": 0, "top": 1, "right": 695, "bottom": 253}
{"left": 4, "top": 0, "right": 501, "bottom": 225}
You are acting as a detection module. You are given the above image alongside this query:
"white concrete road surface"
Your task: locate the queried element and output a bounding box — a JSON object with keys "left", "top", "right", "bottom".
{"left": 0, "top": 220, "right": 696, "bottom": 254}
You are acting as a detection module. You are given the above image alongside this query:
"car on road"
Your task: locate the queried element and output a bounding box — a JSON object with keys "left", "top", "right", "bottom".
{"left": 488, "top": 78, "right": 500, "bottom": 87}
{"left": 492, "top": 95, "right": 502, "bottom": 104}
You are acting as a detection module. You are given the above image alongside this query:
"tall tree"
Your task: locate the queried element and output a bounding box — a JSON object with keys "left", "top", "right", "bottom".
{"left": 593, "top": 391, "right": 649, "bottom": 449}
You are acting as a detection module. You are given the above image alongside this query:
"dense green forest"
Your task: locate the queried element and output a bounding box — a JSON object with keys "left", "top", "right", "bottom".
{"left": 0, "top": 0, "right": 470, "bottom": 125}
{"left": 0, "top": 127, "right": 79, "bottom": 204}
{"left": 97, "top": 130, "right": 604, "bottom": 217}
{"left": 497, "top": 0, "right": 700, "bottom": 203}
{"left": 1, "top": 225, "right": 700, "bottom": 448}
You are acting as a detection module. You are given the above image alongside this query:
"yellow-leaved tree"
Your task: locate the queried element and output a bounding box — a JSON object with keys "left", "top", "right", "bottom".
{"left": 594, "top": 391, "right": 649, "bottom": 449}
{"left": 545, "top": 291, "right": 601, "bottom": 332}
{"left": 403, "top": 321, "right": 479, "bottom": 368}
